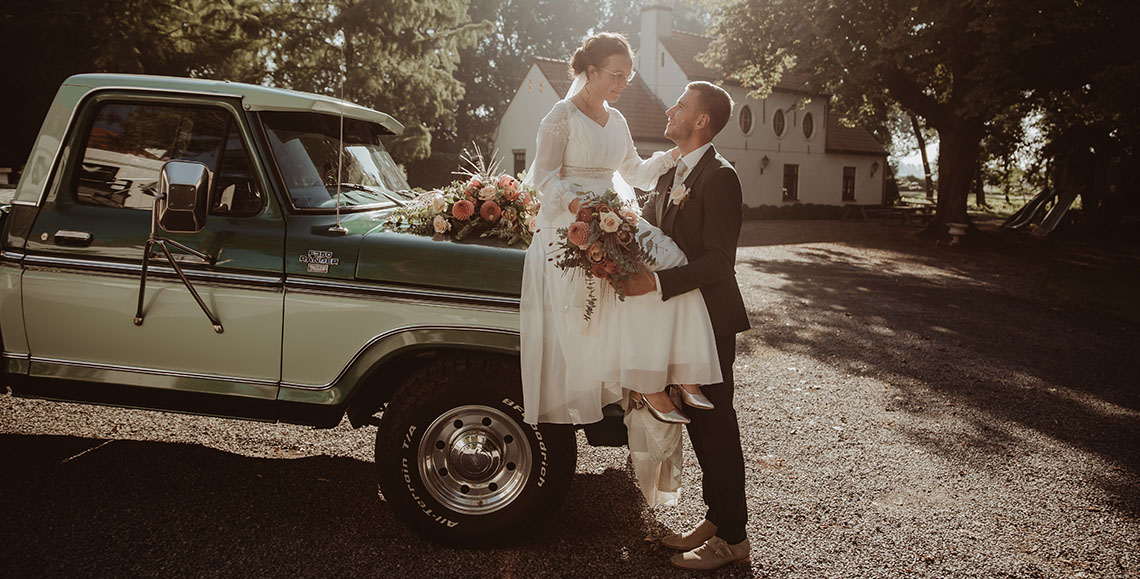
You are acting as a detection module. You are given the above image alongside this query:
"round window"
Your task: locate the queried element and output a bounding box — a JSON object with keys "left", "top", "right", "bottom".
{"left": 739, "top": 105, "right": 753, "bottom": 134}
{"left": 773, "top": 109, "right": 786, "bottom": 137}
{"left": 802, "top": 112, "right": 814, "bottom": 139}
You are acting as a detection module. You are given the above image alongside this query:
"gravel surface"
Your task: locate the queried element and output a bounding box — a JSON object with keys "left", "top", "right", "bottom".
{"left": 2, "top": 219, "right": 1138, "bottom": 578}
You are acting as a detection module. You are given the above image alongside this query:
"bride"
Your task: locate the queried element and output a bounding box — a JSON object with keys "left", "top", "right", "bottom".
{"left": 520, "top": 33, "right": 721, "bottom": 506}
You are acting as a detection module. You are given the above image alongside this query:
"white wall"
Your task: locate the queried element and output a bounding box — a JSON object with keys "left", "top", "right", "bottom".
{"left": 492, "top": 64, "right": 561, "bottom": 177}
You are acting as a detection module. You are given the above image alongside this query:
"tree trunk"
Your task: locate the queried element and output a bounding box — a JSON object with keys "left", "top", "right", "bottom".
{"left": 975, "top": 171, "right": 987, "bottom": 207}
{"left": 925, "top": 122, "right": 983, "bottom": 235}
{"left": 911, "top": 114, "right": 936, "bottom": 201}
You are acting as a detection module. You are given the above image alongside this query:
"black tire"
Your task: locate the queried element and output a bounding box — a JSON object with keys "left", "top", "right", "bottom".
{"left": 375, "top": 355, "right": 576, "bottom": 547}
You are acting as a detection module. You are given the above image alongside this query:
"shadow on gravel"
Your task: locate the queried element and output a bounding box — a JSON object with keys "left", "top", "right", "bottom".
{"left": 0, "top": 434, "right": 744, "bottom": 578}
{"left": 736, "top": 249, "right": 1140, "bottom": 513}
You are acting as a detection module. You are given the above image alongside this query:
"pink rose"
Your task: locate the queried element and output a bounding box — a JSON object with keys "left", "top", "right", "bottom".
{"left": 478, "top": 185, "right": 497, "bottom": 201}
{"left": 497, "top": 174, "right": 518, "bottom": 193}
{"left": 567, "top": 221, "right": 589, "bottom": 248}
{"left": 587, "top": 242, "right": 606, "bottom": 264}
{"left": 618, "top": 208, "right": 639, "bottom": 224}
{"left": 480, "top": 200, "right": 502, "bottom": 222}
{"left": 452, "top": 199, "right": 475, "bottom": 221}
{"left": 433, "top": 214, "right": 451, "bottom": 234}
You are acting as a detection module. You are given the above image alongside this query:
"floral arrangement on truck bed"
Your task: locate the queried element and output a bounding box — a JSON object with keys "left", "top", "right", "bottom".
{"left": 552, "top": 189, "right": 657, "bottom": 321}
{"left": 387, "top": 152, "right": 539, "bottom": 246}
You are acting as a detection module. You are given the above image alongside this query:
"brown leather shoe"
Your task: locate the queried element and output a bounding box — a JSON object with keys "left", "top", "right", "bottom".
{"left": 669, "top": 536, "right": 751, "bottom": 571}
{"left": 660, "top": 519, "right": 717, "bottom": 551}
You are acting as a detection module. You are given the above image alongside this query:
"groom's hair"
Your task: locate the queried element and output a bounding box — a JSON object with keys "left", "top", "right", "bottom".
{"left": 687, "top": 81, "right": 734, "bottom": 137}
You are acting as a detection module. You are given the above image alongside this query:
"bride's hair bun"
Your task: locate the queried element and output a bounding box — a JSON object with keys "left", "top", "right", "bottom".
{"left": 569, "top": 32, "right": 633, "bottom": 77}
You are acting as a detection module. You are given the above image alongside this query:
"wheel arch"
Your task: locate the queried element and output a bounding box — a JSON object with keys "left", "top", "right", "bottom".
{"left": 277, "top": 325, "right": 520, "bottom": 427}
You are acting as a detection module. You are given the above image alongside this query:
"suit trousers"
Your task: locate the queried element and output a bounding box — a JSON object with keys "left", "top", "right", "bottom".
{"left": 685, "top": 332, "right": 748, "bottom": 544}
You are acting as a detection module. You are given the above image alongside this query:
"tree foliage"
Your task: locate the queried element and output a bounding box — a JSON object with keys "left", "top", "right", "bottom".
{"left": 263, "top": 0, "right": 490, "bottom": 163}
{"left": 701, "top": 0, "right": 1139, "bottom": 230}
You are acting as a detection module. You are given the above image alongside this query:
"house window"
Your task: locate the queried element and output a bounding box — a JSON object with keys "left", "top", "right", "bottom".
{"left": 773, "top": 109, "right": 786, "bottom": 137}
{"left": 803, "top": 112, "right": 815, "bottom": 139}
{"left": 739, "top": 105, "right": 753, "bottom": 134}
{"left": 513, "top": 149, "right": 527, "bottom": 176}
{"left": 782, "top": 164, "right": 799, "bottom": 201}
{"left": 842, "top": 166, "right": 856, "bottom": 201}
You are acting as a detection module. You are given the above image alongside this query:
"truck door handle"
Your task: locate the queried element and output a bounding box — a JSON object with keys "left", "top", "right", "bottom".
{"left": 54, "top": 230, "right": 94, "bottom": 247}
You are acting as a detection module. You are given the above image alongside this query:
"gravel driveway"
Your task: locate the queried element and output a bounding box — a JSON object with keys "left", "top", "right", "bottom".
{"left": 2, "top": 219, "right": 1137, "bottom": 578}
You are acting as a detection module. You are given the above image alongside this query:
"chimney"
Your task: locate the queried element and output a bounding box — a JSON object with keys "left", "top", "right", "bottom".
{"left": 639, "top": 4, "right": 673, "bottom": 97}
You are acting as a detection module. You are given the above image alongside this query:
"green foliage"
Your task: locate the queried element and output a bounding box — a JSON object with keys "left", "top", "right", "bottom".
{"left": 263, "top": 0, "right": 492, "bottom": 164}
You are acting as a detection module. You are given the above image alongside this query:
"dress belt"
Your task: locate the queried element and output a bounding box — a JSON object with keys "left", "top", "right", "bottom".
{"left": 560, "top": 166, "right": 614, "bottom": 180}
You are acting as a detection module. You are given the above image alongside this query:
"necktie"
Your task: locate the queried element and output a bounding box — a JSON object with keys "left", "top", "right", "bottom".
{"left": 672, "top": 160, "right": 688, "bottom": 191}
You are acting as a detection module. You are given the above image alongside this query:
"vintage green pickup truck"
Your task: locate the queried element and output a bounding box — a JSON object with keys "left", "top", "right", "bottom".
{"left": 1, "top": 74, "right": 619, "bottom": 546}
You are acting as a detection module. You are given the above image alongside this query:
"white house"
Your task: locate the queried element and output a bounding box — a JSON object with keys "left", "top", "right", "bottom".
{"left": 494, "top": 4, "right": 889, "bottom": 208}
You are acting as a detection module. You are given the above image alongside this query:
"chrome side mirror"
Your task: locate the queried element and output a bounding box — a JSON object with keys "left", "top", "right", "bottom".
{"left": 134, "top": 160, "right": 223, "bottom": 333}
{"left": 157, "top": 161, "right": 212, "bottom": 233}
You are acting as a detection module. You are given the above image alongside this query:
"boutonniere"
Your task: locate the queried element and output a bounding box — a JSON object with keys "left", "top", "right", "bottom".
{"left": 668, "top": 183, "right": 691, "bottom": 208}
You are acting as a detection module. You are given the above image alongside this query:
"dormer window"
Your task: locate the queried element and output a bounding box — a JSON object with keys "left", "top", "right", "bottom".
{"left": 773, "top": 109, "right": 786, "bottom": 138}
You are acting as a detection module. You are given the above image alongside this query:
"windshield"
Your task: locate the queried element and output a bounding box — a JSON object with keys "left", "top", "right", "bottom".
{"left": 260, "top": 111, "right": 411, "bottom": 210}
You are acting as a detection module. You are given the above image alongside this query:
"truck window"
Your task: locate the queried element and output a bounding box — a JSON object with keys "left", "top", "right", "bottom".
{"left": 75, "top": 102, "right": 262, "bottom": 217}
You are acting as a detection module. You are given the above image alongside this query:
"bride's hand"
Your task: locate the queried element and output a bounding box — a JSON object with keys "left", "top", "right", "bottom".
{"left": 569, "top": 198, "right": 581, "bottom": 214}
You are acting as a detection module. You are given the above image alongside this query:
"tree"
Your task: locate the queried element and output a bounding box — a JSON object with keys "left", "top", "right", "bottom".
{"left": 700, "top": 0, "right": 1129, "bottom": 233}
{"left": 0, "top": 0, "right": 269, "bottom": 171}
{"left": 263, "top": 0, "right": 490, "bottom": 164}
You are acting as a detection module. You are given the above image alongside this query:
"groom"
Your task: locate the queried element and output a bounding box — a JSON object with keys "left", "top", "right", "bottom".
{"left": 625, "top": 81, "right": 751, "bottom": 570}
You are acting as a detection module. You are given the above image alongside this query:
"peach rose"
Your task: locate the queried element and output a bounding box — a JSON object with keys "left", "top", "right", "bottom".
{"left": 599, "top": 211, "right": 622, "bottom": 233}
{"left": 452, "top": 199, "right": 475, "bottom": 221}
{"left": 587, "top": 242, "right": 606, "bottom": 264}
{"left": 432, "top": 214, "right": 451, "bottom": 234}
{"left": 478, "top": 184, "right": 497, "bottom": 201}
{"left": 429, "top": 191, "right": 447, "bottom": 214}
{"left": 618, "top": 207, "right": 639, "bottom": 223}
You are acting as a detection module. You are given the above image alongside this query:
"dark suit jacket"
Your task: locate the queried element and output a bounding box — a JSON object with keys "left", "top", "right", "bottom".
{"left": 642, "top": 145, "right": 750, "bottom": 336}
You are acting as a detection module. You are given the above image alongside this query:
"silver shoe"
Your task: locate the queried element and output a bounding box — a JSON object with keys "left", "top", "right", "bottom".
{"left": 675, "top": 384, "right": 715, "bottom": 410}
{"left": 632, "top": 393, "right": 690, "bottom": 424}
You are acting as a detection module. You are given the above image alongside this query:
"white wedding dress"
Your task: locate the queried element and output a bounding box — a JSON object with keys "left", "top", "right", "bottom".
{"left": 520, "top": 95, "right": 722, "bottom": 506}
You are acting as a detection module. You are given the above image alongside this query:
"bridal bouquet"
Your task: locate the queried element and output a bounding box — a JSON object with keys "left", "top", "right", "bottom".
{"left": 552, "top": 189, "right": 657, "bottom": 321}
{"left": 387, "top": 152, "right": 539, "bottom": 246}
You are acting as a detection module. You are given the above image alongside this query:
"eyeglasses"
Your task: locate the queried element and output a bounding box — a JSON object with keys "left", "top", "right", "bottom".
{"left": 596, "top": 66, "right": 636, "bottom": 85}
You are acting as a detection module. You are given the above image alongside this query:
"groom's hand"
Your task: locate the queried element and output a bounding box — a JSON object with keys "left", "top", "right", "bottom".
{"left": 622, "top": 271, "right": 657, "bottom": 297}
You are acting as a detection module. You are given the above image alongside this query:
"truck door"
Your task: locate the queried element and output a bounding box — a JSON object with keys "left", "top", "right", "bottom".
{"left": 20, "top": 93, "right": 285, "bottom": 402}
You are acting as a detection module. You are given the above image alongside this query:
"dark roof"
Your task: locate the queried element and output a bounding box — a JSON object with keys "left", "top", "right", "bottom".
{"left": 659, "top": 31, "right": 812, "bottom": 92}
{"left": 825, "top": 116, "right": 888, "bottom": 156}
{"left": 532, "top": 57, "right": 670, "bottom": 142}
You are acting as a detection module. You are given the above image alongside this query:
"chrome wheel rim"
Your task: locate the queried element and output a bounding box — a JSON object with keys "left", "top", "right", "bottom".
{"left": 418, "top": 405, "right": 532, "bottom": 515}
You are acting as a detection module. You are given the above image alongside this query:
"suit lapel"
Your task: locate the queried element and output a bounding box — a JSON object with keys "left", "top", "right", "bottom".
{"left": 662, "top": 146, "right": 718, "bottom": 232}
{"left": 655, "top": 167, "right": 676, "bottom": 225}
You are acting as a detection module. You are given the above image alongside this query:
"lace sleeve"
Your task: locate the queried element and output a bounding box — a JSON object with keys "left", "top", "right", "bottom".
{"left": 530, "top": 102, "right": 576, "bottom": 213}
{"left": 615, "top": 110, "right": 676, "bottom": 190}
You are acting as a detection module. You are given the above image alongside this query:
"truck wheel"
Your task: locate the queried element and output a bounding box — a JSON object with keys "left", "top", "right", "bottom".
{"left": 375, "top": 356, "right": 576, "bottom": 547}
